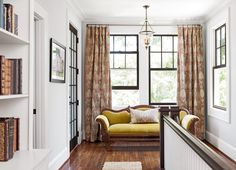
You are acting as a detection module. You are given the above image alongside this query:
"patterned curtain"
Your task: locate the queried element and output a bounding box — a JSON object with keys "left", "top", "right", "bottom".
{"left": 177, "top": 25, "right": 205, "bottom": 139}
{"left": 84, "top": 26, "right": 112, "bottom": 142}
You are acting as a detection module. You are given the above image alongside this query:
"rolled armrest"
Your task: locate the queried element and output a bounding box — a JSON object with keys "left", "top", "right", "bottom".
{"left": 181, "top": 115, "right": 200, "bottom": 134}
{"left": 96, "top": 115, "right": 110, "bottom": 131}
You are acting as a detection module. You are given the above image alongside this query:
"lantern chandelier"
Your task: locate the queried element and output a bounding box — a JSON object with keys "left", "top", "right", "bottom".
{"left": 139, "top": 5, "right": 155, "bottom": 49}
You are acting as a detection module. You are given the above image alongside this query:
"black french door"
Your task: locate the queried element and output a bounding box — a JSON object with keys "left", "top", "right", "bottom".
{"left": 69, "top": 24, "right": 79, "bottom": 151}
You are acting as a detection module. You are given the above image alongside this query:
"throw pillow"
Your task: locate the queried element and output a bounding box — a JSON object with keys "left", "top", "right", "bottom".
{"left": 130, "top": 108, "right": 160, "bottom": 123}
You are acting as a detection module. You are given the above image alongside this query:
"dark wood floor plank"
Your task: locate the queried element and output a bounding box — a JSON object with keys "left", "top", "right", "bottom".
{"left": 60, "top": 141, "right": 160, "bottom": 170}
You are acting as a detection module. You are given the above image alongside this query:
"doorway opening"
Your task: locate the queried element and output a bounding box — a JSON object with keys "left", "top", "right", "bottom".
{"left": 69, "top": 24, "right": 79, "bottom": 151}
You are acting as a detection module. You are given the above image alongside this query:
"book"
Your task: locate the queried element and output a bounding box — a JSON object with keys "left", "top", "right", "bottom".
{"left": 0, "top": 117, "right": 17, "bottom": 161}
{"left": 4, "top": 59, "right": 12, "bottom": 95}
{"left": 3, "top": 6, "right": 6, "bottom": 29}
{"left": 13, "top": 118, "right": 19, "bottom": 152}
{"left": 0, "top": 118, "right": 10, "bottom": 161}
{"left": 4, "top": 4, "right": 13, "bottom": 33}
{"left": 0, "top": 0, "right": 3, "bottom": 28}
{"left": 0, "top": 55, "right": 6, "bottom": 95}
{"left": 14, "top": 14, "right": 18, "bottom": 35}
{"left": 18, "top": 59, "right": 22, "bottom": 94}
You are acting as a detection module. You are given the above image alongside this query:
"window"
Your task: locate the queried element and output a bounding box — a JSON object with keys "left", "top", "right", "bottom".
{"left": 213, "top": 24, "right": 227, "bottom": 110}
{"left": 110, "top": 35, "right": 139, "bottom": 107}
{"left": 149, "top": 35, "right": 178, "bottom": 105}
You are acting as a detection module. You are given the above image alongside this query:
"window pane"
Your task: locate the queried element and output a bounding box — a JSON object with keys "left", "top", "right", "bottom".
{"left": 151, "top": 36, "right": 161, "bottom": 51}
{"left": 110, "top": 36, "right": 113, "bottom": 51}
{"left": 221, "top": 46, "right": 226, "bottom": 65}
{"left": 221, "top": 26, "right": 226, "bottom": 46}
{"left": 217, "top": 49, "right": 220, "bottom": 66}
{"left": 162, "top": 36, "right": 173, "bottom": 51}
{"left": 111, "top": 69, "right": 137, "bottom": 86}
{"left": 150, "top": 53, "right": 161, "bottom": 68}
{"left": 150, "top": 71, "right": 177, "bottom": 103}
{"left": 114, "top": 36, "right": 125, "bottom": 51}
{"left": 174, "top": 36, "right": 178, "bottom": 52}
{"left": 112, "top": 90, "right": 139, "bottom": 107}
{"left": 126, "top": 54, "right": 137, "bottom": 68}
{"left": 214, "top": 68, "right": 227, "bottom": 108}
{"left": 174, "top": 53, "right": 177, "bottom": 68}
{"left": 162, "top": 53, "right": 173, "bottom": 68}
{"left": 110, "top": 54, "right": 114, "bottom": 68}
{"left": 126, "top": 36, "right": 137, "bottom": 51}
{"left": 114, "top": 54, "right": 125, "bottom": 68}
{"left": 216, "top": 29, "right": 221, "bottom": 48}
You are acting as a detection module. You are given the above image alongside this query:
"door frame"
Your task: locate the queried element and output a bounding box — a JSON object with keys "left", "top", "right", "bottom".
{"left": 29, "top": 2, "right": 48, "bottom": 149}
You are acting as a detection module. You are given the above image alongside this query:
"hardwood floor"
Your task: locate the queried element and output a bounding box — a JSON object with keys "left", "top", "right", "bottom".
{"left": 60, "top": 141, "right": 236, "bottom": 170}
{"left": 60, "top": 141, "right": 160, "bottom": 170}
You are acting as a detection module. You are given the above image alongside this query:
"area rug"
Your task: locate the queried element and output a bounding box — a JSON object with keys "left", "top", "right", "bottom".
{"left": 102, "top": 162, "right": 142, "bottom": 170}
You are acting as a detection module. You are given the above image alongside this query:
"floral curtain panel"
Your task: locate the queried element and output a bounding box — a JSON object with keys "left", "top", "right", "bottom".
{"left": 177, "top": 25, "right": 205, "bottom": 139}
{"left": 84, "top": 26, "right": 112, "bottom": 142}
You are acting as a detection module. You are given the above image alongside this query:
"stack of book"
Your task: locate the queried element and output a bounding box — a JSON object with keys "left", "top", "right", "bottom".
{"left": 0, "top": 1, "right": 18, "bottom": 35}
{"left": 0, "top": 55, "right": 22, "bottom": 95}
{"left": 0, "top": 117, "right": 20, "bottom": 161}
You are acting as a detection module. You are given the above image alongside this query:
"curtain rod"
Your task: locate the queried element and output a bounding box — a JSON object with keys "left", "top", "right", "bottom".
{"left": 86, "top": 24, "right": 202, "bottom": 27}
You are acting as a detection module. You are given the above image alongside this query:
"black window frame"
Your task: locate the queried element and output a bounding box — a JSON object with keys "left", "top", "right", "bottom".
{"left": 149, "top": 34, "right": 178, "bottom": 105}
{"left": 110, "top": 34, "right": 139, "bottom": 90}
{"left": 213, "top": 24, "right": 227, "bottom": 110}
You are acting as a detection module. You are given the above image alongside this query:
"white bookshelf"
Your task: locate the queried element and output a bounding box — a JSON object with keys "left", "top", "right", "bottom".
{"left": 0, "top": 94, "right": 29, "bottom": 100}
{"left": 0, "top": 27, "right": 29, "bottom": 44}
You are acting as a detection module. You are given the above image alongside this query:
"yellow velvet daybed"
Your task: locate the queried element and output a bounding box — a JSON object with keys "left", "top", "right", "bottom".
{"left": 95, "top": 105, "right": 199, "bottom": 149}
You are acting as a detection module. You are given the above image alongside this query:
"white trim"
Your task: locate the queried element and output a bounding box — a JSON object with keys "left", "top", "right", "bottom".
{"left": 48, "top": 147, "right": 69, "bottom": 170}
{"left": 206, "top": 131, "right": 236, "bottom": 161}
{"left": 207, "top": 8, "right": 231, "bottom": 123}
{"left": 33, "top": 1, "right": 49, "bottom": 149}
{"left": 66, "top": 0, "right": 85, "bottom": 20}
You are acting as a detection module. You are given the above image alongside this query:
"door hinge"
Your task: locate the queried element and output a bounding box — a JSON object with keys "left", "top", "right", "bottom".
{"left": 76, "top": 37, "right": 79, "bottom": 44}
{"left": 76, "top": 68, "right": 79, "bottom": 75}
{"left": 76, "top": 100, "right": 79, "bottom": 106}
{"left": 33, "top": 109, "right": 36, "bottom": 115}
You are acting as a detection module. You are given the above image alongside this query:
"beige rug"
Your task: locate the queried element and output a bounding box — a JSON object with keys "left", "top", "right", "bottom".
{"left": 102, "top": 162, "right": 142, "bottom": 170}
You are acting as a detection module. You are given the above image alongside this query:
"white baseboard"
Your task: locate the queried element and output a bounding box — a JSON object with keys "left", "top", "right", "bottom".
{"left": 48, "top": 147, "right": 69, "bottom": 170}
{"left": 206, "top": 131, "right": 236, "bottom": 161}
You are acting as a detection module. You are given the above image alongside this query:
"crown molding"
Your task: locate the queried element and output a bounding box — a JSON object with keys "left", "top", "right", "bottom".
{"left": 67, "top": 0, "right": 85, "bottom": 20}
{"left": 83, "top": 16, "right": 205, "bottom": 25}
{"left": 203, "top": 0, "right": 232, "bottom": 23}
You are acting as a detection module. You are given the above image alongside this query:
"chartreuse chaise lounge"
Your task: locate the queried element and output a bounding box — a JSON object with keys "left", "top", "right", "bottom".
{"left": 95, "top": 105, "right": 199, "bottom": 150}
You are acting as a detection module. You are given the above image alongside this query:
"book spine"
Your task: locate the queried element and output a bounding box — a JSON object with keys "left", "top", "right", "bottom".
{"left": 13, "top": 118, "right": 20, "bottom": 152}
{"left": 3, "top": 6, "right": 6, "bottom": 29}
{"left": 14, "top": 14, "right": 18, "bottom": 35}
{"left": 0, "top": 121, "right": 6, "bottom": 160}
{"left": 18, "top": 59, "right": 22, "bottom": 94}
{"left": 4, "top": 4, "right": 13, "bottom": 32}
{"left": 15, "top": 59, "right": 19, "bottom": 94}
{"left": 8, "top": 118, "right": 14, "bottom": 159}
{"left": 0, "top": 0, "right": 3, "bottom": 28}
{"left": 0, "top": 55, "right": 5, "bottom": 95}
{"left": 3, "top": 59, "right": 10, "bottom": 95}
{"left": 5, "top": 120, "right": 9, "bottom": 161}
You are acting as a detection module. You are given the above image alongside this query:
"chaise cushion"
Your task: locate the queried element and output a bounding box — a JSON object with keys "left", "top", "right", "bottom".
{"left": 102, "top": 110, "right": 131, "bottom": 125}
{"left": 108, "top": 123, "right": 159, "bottom": 136}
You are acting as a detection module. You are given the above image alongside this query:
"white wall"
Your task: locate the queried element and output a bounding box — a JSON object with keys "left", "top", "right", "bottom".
{"left": 205, "top": 0, "right": 236, "bottom": 161}
{"left": 34, "top": 0, "right": 82, "bottom": 169}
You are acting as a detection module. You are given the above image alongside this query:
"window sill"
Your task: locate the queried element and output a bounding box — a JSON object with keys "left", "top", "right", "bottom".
{"left": 208, "top": 107, "right": 230, "bottom": 123}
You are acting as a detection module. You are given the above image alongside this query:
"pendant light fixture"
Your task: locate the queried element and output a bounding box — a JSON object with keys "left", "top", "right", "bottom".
{"left": 139, "top": 5, "right": 155, "bottom": 49}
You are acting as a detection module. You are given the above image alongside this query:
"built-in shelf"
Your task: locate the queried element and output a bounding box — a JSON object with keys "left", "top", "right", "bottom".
{"left": 0, "top": 28, "right": 29, "bottom": 44}
{"left": 0, "top": 94, "right": 29, "bottom": 100}
{"left": 0, "top": 149, "right": 50, "bottom": 170}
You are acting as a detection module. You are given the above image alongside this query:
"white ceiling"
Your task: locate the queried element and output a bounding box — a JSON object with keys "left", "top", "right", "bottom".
{"left": 75, "top": 0, "right": 229, "bottom": 21}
